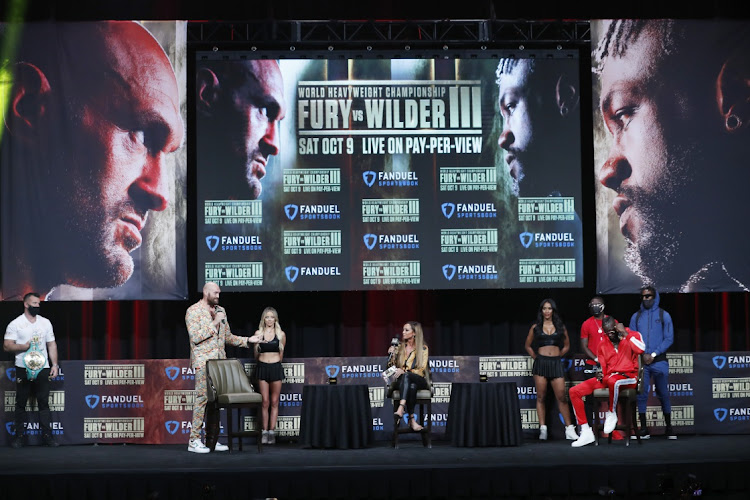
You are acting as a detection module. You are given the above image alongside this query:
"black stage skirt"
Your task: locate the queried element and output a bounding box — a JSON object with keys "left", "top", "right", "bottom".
{"left": 532, "top": 354, "right": 564, "bottom": 379}
{"left": 255, "top": 361, "right": 283, "bottom": 382}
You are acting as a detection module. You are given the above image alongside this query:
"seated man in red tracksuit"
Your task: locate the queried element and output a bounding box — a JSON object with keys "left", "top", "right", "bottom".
{"left": 569, "top": 315, "right": 645, "bottom": 447}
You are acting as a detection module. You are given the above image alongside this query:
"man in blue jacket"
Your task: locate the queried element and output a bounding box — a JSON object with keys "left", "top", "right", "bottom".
{"left": 629, "top": 286, "right": 676, "bottom": 439}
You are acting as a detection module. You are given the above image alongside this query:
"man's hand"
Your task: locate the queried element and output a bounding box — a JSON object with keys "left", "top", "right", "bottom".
{"left": 49, "top": 365, "right": 59, "bottom": 378}
{"left": 643, "top": 353, "right": 654, "bottom": 365}
{"left": 615, "top": 322, "right": 627, "bottom": 339}
{"left": 214, "top": 310, "right": 226, "bottom": 325}
{"left": 596, "top": 371, "right": 603, "bottom": 382}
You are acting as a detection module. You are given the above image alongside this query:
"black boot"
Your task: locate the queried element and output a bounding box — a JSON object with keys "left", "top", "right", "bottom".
{"left": 664, "top": 412, "right": 677, "bottom": 440}
{"left": 632, "top": 412, "right": 650, "bottom": 440}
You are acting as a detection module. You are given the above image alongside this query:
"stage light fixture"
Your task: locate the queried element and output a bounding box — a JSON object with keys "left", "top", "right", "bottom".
{"left": 481, "top": 45, "right": 487, "bottom": 50}
{"left": 290, "top": 46, "right": 296, "bottom": 51}
{"left": 251, "top": 46, "right": 257, "bottom": 51}
{"left": 366, "top": 45, "right": 372, "bottom": 51}
{"left": 328, "top": 46, "right": 334, "bottom": 51}
{"left": 405, "top": 45, "right": 410, "bottom": 50}
{"left": 519, "top": 44, "right": 525, "bottom": 50}
{"left": 212, "top": 46, "right": 218, "bottom": 52}
{"left": 556, "top": 44, "right": 562, "bottom": 50}
{"left": 442, "top": 45, "right": 449, "bottom": 50}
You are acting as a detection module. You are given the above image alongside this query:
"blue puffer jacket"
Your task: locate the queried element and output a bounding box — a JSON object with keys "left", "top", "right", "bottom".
{"left": 629, "top": 290, "right": 673, "bottom": 357}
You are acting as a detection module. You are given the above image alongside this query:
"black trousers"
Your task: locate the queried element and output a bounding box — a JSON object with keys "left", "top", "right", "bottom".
{"left": 395, "top": 372, "right": 429, "bottom": 414}
{"left": 15, "top": 367, "right": 52, "bottom": 437}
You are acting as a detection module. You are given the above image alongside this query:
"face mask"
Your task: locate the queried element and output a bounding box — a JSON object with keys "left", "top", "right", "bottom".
{"left": 642, "top": 298, "right": 655, "bottom": 309}
{"left": 27, "top": 306, "right": 40, "bottom": 317}
{"left": 589, "top": 304, "right": 604, "bottom": 315}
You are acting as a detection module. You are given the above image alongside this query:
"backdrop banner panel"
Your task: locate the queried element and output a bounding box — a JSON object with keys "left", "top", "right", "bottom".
{"left": 2, "top": 352, "right": 747, "bottom": 446}
{"left": 195, "top": 54, "right": 584, "bottom": 292}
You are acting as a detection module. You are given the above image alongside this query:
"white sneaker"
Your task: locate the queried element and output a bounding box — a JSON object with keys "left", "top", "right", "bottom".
{"left": 539, "top": 425, "right": 548, "bottom": 440}
{"left": 603, "top": 411, "right": 619, "bottom": 434}
{"left": 268, "top": 430, "right": 276, "bottom": 444}
{"left": 261, "top": 430, "right": 269, "bottom": 444}
{"left": 187, "top": 439, "right": 210, "bottom": 454}
{"left": 571, "top": 426, "right": 595, "bottom": 448}
{"left": 214, "top": 442, "right": 229, "bottom": 452}
{"left": 565, "top": 425, "right": 579, "bottom": 440}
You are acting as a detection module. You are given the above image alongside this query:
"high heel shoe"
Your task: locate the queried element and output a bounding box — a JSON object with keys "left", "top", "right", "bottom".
{"left": 409, "top": 416, "right": 424, "bottom": 432}
{"left": 394, "top": 403, "right": 406, "bottom": 425}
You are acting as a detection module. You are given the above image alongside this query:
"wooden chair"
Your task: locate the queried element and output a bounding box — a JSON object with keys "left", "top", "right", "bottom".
{"left": 388, "top": 366, "right": 433, "bottom": 449}
{"left": 206, "top": 358, "right": 264, "bottom": 452}
{"left": 591, "top": 355, "right": 645, "bottom": 446}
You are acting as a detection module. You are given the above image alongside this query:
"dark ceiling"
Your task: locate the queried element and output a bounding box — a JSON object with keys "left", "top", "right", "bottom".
{"left": 7, "top": 0, "right": 750, "bottom": 22}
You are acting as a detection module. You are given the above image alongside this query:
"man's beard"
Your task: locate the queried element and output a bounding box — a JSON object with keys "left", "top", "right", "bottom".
{"left": 622, "top": 144, "right": 699, "bottom": 288}
{"left": 623, "top": 209, "right": 682, "bottom": 287}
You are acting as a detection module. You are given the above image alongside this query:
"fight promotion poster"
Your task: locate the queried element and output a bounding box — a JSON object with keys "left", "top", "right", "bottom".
{"left": 0, "top": 21, "right": 188, "bottom": 300}
{"left": 591, "top": 20, "right": 750, "bottom": 293}
{"left": 196, "top": 53, "right": 584, "bottom": 292}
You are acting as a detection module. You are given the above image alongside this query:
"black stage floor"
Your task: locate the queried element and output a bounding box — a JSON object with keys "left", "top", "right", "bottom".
{"left": 2, "top": 435, "right": 749, "bottom": 500}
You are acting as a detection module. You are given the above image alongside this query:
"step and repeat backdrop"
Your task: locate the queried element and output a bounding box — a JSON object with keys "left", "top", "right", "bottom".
{"left": 2, "top": 353, "right": 748, "bottom": 446}
{"left": 196, "top": 53, "right": 584, "bottom": 292}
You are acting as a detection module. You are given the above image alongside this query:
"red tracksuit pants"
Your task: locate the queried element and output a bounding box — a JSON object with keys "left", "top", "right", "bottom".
{"left": 569, "top": 374, "right": 636, "bottom": 426}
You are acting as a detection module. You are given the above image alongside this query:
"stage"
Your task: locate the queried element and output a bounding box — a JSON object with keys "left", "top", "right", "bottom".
{"left": 3, "top": 434, "right": 749, "bottom": 499}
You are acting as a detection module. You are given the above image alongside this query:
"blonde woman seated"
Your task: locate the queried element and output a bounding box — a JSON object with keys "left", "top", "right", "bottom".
{"left": 386, "top": 321, "right": 430, "bottom": 432}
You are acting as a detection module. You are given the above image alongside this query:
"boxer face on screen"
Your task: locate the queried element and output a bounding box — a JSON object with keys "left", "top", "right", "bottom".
{"left": 595, "top": 20, "right": 745, "bottom": 290}
{"left": 196, "top": 60, "right": 285, "bottom": 200}
{"left": 496, "top": 58, "right": 579, "bottom": 197}
{"left": 3, "top": 22, "right": 183, "bottom": 294}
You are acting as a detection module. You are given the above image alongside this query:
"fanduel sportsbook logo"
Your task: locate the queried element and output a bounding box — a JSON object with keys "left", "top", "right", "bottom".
{"left": 442, "top": 264, "right": 456, "bottom": 280}
{"left": 206, "top": 236, "right": 219, "bottom": 252}
{"left": 714, "top": 408, "right": 728, "bottom": 422}
{"left": 165, "top": 421, "right": 179, "bottom": 435}
{"left": 165, "top": 367, "right": 179, "bottom": 381}
{"left": 6, "top": 367, "right": 15, "bottom": 381}
{"left": 85, "top": 395, "right": 100, "bottom": 409}
{"left": 520, "top": 232, "right": 533, "bottom": 248}
{"left": 363, "top": 234, "right": 377, "bottom": 250}
{"left": 325, "top": 365, "right": 340, "bottom": 378}
{"left": 441, "top": 203, "right": 455, "bottom": 219}
{"left": 713, "top": 356, "right": 727, "bottom": 370}
{"left": 363, "top": 171, "right": 376, "bottom": 187}
{"left": 285, "top": 204, "right": 299, "bottom": 220}
{"left": 285, "top": 266, "right": 299, "bottom": 283}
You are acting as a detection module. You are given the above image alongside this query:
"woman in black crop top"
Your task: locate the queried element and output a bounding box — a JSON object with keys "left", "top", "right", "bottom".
{"left": 248, "top": 307, "right": 286, "bottom": 444}
{"left": 524, "top": 298, "right": 578, "bottom": 441}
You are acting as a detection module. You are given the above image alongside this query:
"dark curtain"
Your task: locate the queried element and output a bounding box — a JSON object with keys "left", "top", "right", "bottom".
{"left": 1, "top": 290, "right": 747, "bottom": 363}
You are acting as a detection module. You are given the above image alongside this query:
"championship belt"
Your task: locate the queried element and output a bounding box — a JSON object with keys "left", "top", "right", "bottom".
{"left": 22, "top": 335, "right": 46, "bottom": 381}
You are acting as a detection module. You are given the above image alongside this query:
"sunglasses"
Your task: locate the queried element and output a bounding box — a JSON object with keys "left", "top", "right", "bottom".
{"left": 641, "top": 294, "right": 654, "bottom": 299}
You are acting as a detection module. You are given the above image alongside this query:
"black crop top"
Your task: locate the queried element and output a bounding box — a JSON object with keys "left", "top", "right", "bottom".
{"left": 257, "top": 335, "right": 281, "bottom": 353}
{"left": 534, "top": 327, "right": 565, "bottom": 349}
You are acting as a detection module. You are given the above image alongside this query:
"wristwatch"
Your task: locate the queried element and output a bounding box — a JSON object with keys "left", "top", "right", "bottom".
{"left": 651, "top": 352, "right": 657, "bottom": 358}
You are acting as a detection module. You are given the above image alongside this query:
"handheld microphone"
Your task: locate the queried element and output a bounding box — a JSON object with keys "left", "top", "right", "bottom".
{"left": 215, "top": 306, "right": 226, "bottom": 324}
{"left": 387, "top": 337, "right": 399, "bottom": 359}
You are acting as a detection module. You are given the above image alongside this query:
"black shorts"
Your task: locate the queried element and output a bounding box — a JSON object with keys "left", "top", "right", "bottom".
{"left": 255, "top": 361, "right": 283, "bottom": 382}
{"left": 532, "top": 354, "right": 565, "bottom": 379}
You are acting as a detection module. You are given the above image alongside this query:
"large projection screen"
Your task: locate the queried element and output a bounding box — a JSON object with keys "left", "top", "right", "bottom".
{"left": 592, "top": 20, "right": 750, "bottom": 294}
{"left": 0, "top": 21, "right": 188, "bottom": 301}
{"left": 196, "top": 52, "right": 583, "bottom": 291}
